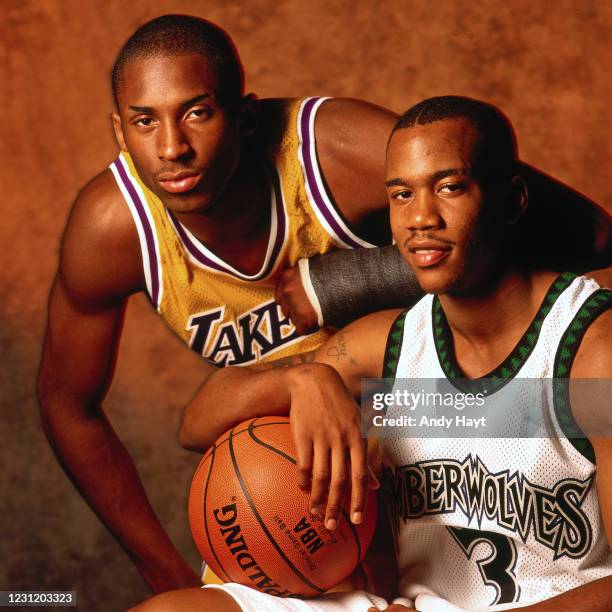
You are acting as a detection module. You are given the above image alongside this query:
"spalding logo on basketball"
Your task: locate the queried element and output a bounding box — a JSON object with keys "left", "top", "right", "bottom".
{"left": 188, "top": 416, "right": 377, "bottom": 597}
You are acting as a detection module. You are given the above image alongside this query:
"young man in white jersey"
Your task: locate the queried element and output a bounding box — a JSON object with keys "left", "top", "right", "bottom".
{"left": 132, "top": 96, "right": 612, "bottom": 610}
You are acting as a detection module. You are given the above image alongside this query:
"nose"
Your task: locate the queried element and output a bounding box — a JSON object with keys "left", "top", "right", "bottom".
{"left": 405, "top": 190, "right": 443, "bottom": 232}
{"left": 158, "top": 121, "right": 191, "bottom": 161}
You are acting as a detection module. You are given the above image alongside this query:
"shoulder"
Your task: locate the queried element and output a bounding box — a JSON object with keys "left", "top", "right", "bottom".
{"left": 313, "top": 97, "right": 397, "bottom": 185}
{"left": 315, "top": 98, "right": 398, "bottom": 235}
{"left": 569, "top": 302, "right": 611, "bottom": 453}
{"left": 257, "top": 96, "right": 397, "bottom": 146}
{"left": 569, "top": 305, "right": 612, "bottom": 527}
{"left": 60, "top": 169, "right": 144, "bottom": 307}
{"left": 316, "top": 308, "right": 405, "bottom": 395}
{"left": 584, "top": 266, "right": 612, "bottom": 289}
{"left": 571, "top": 304, "right": 612, "bottom": 380}
{"left": 258, "top": 97, "right": 395, "bottom": 238}
{"left": 315, "top": 97, "right": 398, "bottom": 142}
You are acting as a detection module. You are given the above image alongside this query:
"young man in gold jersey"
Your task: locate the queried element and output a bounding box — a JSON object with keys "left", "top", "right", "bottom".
{"left": 37, "top": 14, "right": 414, "bottom": 593}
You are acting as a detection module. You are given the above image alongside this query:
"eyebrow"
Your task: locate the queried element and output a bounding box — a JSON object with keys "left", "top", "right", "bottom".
{"left": 128, "top": 92, "right": 211, "bottom": 114}
{"left": 432, "top": 168, "right": 471, "bottom": 182}
{"left": 385, "top": 177, "right": 408, "bottom": 187}
{"left": 385, "top": 167, "right": 471, "bottom": 187}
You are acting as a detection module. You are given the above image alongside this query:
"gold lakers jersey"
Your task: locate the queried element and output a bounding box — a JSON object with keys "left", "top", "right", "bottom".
{"left": 109, "top": 97, "right": 375, "bottom": 366}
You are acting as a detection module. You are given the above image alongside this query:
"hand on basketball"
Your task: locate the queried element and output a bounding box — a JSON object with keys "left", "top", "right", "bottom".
{"left": 286, "top": 363, "right": 369, "bottom": 531}
{"left": 275, "top": 264, "right": 320, "bottom": 335}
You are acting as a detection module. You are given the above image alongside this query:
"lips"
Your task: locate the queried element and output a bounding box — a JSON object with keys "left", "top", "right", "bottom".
{"left": 407, "top": 240, "right": 452, "bottom": 268}
{"left": 157, "top": 171, "right": 202, "bottom": 194}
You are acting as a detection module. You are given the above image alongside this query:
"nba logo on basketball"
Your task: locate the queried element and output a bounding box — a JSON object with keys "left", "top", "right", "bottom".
{"left": 189, "top": 417, "right": 377, "bottom": 597}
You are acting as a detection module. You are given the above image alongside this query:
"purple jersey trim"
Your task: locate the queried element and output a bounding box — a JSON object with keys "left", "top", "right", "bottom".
{"left": 167, "top": 160, "right": 287, "bottom": 281}
{"left": 112, "top": 158, "right": 161, "bottom": 307}
{"left": 299, "top": 97, "right": 365, "bottom": 249}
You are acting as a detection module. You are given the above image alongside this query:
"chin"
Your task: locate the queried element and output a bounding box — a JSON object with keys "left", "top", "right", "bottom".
{"left": 412, "top": 268, "right": 458, "bottom": 296}
{"left": 164, "top": 192, "right": 217, "bottom": 215}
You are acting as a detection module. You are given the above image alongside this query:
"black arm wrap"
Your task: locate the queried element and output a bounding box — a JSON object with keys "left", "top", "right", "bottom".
{"left": 308, "top": 245, "right": 423, "bottom": 328}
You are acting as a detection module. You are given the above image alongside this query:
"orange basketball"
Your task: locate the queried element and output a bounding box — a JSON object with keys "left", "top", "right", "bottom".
{"left": 188, "top": 416, "right": 377, "bottom": 598}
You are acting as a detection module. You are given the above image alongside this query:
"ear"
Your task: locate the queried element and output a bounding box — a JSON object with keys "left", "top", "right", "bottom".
{"left": 111, "top": 112, "right": 128, "bottom": 152}
{"left": 238, "top": 93, "right": 260, "bottom": 137}
{"left": 504, "top": 175, "right": 528, "bottom": 224}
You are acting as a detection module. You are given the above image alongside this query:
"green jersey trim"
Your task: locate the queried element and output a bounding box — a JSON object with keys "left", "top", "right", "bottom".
{"left": 432, "top": 272, "right": 577, "bottom": 394}
{"left": 382, "top": 310, "right": 408, "bottom": 380}
{"left": 553, "top": 288, "right": 612, "bottom": 464}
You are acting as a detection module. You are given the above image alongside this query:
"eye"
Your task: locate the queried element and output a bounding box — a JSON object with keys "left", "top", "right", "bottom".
{"left": 390, "top": 189, "right": 413, "bottom": 202}
{"left": 439, "top": 182, "right": 466, "bottom": 195}
{"left": 133, "top": 116, "right": 155, "bottom": 128}
{"left": 186, "top": 107, "right": 211, "bottom": 120}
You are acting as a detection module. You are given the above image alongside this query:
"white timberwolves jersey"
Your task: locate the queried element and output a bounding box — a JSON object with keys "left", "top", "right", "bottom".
{"left": 380, "top": 273, "right": 612, "bottom": 610}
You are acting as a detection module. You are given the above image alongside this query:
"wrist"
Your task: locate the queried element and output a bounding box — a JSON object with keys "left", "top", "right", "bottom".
{"left": 298, "top": 258, "right": 325, "bottom": 327}
{"left": 284, "top": 362, "right": 336, "bottom": 394}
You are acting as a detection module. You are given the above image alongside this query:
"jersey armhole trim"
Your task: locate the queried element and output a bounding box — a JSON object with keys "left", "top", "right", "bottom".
{"left": 382, "top": 310, "right": 407, "bottom": 380}
{"left": 553, "top": 288, "right": 612, "bottom": 464}
{"left": 109, "top": 154, "right": 163, "bottom": 310}
{"left": 297, "top": 96, "right": 375, "bottom": 250}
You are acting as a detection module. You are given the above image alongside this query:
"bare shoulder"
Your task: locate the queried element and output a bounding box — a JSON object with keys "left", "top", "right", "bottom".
{"left": 323, "top": 307, "right": 405, "bottom": 361}
{"left": 253, "top": 309, "right": 404, "bottom": 395}
{"left": 60, "top": 169, "right": 144, "bottom": 307}
{"left": 314, "top": 98, "right": 397, "bottom": 235}
{"left": 584, "top": 266, "right": 612, "bottom": 289}
{"left": 316, "top": 97, "right": 398, "bottom": 137}
{"left": 258, "top": 96, "right": 396, "bottom": 158}
{"left": 569, "top": 307, "right": 612, "bottom": 447}
{"left": 314, "top": 97, "right": 397, "bottom": 174}
{"left": 317, "top": 308, "right": 405, "bottom": 395}
{"left": 571, "top": 308, "right": 612, "bottom": 379}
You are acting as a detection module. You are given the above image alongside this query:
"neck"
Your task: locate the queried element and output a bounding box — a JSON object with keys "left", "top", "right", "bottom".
{"left": 439, "top": 267, "right": 532, "bottom": 340}
{"left": 438, "top": 266, "right": 558, "bottom": 377}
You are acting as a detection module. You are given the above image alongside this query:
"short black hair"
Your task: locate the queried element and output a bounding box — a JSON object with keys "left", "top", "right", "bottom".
{"left": 392, "top": 96, "right": 518, "bottom": 184}
{"left": 112, "top": 14, "right": 244, "bottom": 111}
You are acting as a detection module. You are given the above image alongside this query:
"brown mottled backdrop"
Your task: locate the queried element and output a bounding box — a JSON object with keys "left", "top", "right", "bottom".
{"left": 1, "top": 0, "right": 610, "bottom": 610}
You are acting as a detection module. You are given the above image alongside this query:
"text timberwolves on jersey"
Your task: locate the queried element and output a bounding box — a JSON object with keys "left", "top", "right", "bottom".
{"left": 380, "top": 274, "right": 612, "bottom": 609}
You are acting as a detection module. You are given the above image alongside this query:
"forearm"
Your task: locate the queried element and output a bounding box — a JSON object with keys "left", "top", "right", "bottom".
{"left": 180, "top": 365, "right": 296, "bottom": 451}
{"left": 39, "top": 391, "right": 198, "bottom": 592}
{"left": 180, "top": 308, "right": 397, "bottom": 451}
{"left": 183, "top": 343, "right": 373, "bottom": 531}
{"left": 305, "top": 245, "right": 423, "bottom": 328}
{"left": 520, "top": 575, "right": 612, "bottom": 611}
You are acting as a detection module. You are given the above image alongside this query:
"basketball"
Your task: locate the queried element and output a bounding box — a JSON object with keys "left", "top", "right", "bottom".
{"left": 188, "top": 416, "right": 377, "bottom": 598}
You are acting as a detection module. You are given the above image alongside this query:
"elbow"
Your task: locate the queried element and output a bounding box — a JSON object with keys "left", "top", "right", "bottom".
{"left": 178, "top": 422, "right": 197, "bottom": 451}
{"left": 179, "top": 403, "right": 211, "bottom": 452}
{"left": 36, "top": 371, "right": 63, "bottom": 445}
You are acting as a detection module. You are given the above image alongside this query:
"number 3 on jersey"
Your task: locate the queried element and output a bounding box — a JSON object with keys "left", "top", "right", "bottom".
{"left": 448, "top": 527, "right": 521, "bottom": 606}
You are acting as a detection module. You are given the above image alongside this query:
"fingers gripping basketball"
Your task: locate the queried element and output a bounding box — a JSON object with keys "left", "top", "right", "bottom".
{"left": 188, "top": 417, "right": 377, "bottom": 597}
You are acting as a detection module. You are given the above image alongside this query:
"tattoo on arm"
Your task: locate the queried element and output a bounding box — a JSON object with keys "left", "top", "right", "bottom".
{"left": 254, "top": 330, "right": 354, "bottom": 370}
{"left": 326, "top": 330, "right": 351, "bottom": 362}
